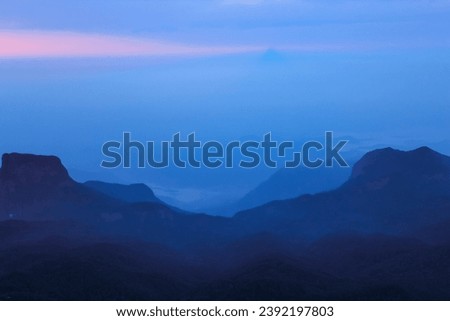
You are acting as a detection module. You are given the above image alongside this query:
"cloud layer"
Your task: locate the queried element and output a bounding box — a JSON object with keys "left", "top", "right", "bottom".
{"left": 0, "top": 30, "right": 263, "bottom": 58}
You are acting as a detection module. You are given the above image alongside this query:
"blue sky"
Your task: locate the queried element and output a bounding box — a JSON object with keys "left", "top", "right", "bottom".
{"left": 1, "top": 0, "right": 449, "bottom": 208}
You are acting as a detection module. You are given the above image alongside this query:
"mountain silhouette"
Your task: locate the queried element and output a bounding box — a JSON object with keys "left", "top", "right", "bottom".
{"left": 0, "top": 153, "right": 186, "bottom": 232}
{"left": 0, "top": 153, "right": 233, "bottom": 248}
{"left": 229, "top": 165, "right": 351, "bottom": 214}
{"left": 1, "top": 147, "right": 450, "bottom": 300}
{"left": 0, "top": 153, "right": 73, "bottom": 187}
{"left": 0, "top": 153, "right": 87, "bottom": 220}
{"left": 236, "top": 147, "right": 450, "bottom": 240}
{"left": 348, "top": 146, "right": 450, "bottom": 191}
{"left": 2, "top": 148, "right": 450, "bottom": 243}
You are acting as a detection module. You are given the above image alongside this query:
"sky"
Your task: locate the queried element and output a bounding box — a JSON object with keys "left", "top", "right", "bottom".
{"left": 1, "top": 0, "right": 450, "bottom": 209}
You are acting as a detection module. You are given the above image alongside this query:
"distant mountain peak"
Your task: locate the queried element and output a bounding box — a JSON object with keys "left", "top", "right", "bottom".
{"left": 349, "top": 146, "right": 450, "bottom": 186}
{"left": 0, "top": 153, "right": 74, "bottom": 187}
{"left": 410, "top": 146, "right": 441, "bottom": 157}
{"left": 413, "top": 146, "right": 435, "bottom": 153}
{"left": 261, "top": 48, "right": 285, "bottom": 63}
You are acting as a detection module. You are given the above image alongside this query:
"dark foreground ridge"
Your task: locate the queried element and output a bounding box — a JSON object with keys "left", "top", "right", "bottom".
{"left": 0, "top": 147, "right": 450, "bottom": 300}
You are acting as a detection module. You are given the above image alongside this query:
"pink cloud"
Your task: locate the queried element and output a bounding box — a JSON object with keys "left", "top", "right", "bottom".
{"left": 0, "top": 30, "right": 263, "bottom": 58}
{"left": 0, "top": 29, "right": 397, "bottom": 59}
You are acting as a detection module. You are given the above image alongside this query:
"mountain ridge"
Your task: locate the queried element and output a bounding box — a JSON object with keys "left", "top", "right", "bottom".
{"left": 235, "top": 146, "right": 450, "bottom": 240}
{"left": 1, "top": 147, "right": 450, "bottom": 299}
